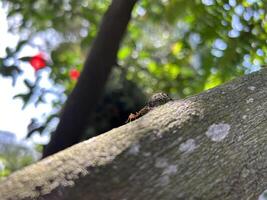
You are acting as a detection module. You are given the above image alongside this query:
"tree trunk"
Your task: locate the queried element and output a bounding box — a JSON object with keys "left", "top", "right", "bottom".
{"left": 43, "top": 0, "right": 138, "bottom": 157}
{"left": 1, "top": 68, "right": 267, "bottom": 200}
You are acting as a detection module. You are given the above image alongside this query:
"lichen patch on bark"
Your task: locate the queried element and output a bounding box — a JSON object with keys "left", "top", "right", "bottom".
{"left": 248, "top": 86, "right": 256, "bottom": 91}
{"left": 179, "top": 138, "right": 198, "bottom": 154}
{"left": 127, "top": 143, "right": 140, "bottom": 155}
{"left": 154, "top": 158, "right": 178, "bottom": 187}
{"left": 205, "top": 123, "right": 231, "bottom": 142}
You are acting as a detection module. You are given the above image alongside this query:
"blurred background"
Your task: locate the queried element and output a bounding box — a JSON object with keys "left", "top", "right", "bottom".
{"left": 0, "top": 0, "right": 266, "bottom": 178}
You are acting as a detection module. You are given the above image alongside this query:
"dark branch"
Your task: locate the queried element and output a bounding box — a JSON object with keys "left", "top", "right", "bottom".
{"left": 43, "top": 0, "right": 139, "bottom": 157}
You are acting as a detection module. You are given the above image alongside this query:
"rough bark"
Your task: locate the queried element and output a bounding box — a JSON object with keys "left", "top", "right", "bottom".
{"left": 43, "top": 0, "right": 138, "bottom": 157}
{"left": 1, "top": 68, "right": 267, "bottom": 200}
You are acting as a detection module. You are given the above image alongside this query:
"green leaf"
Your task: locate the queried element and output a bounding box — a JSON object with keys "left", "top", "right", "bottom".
{"left": 24, "top": 80, "right": 34, "bottom": 89}
{"left": 171, "top": 42, "right": 183, "bottom": 55}
{"left": 15, "top": 40, "right": 28, "bottom": 52}
{"left": 204, "top": 73, "right": 222, "bottom": 90}
{"left": 13, "top": 92, "right": 32, "bottom": 109}
{"left": 19, "top": 56, "right": 32, "bottom": 62}
{"left": 164, "top": 63, "right": 180, "bottom": 79}
{"left": 0, "top": 65, "right": 22, "bottom": 77}
{"left": 118, "top": 46, "right": 131, "bottom": 60}
{"left": 5, "top": 47, "right": 13, "bottom": 57}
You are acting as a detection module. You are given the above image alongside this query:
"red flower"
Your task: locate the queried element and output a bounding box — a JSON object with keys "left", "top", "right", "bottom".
{"left": 69, "top": 68, "right": 80, "bottom": 80}
{"left": 29, "top": 53, "right": 46, "bottom": 71}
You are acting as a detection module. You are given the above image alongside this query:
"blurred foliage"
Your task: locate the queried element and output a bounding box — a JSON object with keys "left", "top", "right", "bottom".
{"left": 0, "top": 0, "right": 267, "bottom": 139}
{"left": 0, "top": 140, "right": 38, "bottom": 179}
{"left": 82, "top": 68, "right": 147, "bottom": 139}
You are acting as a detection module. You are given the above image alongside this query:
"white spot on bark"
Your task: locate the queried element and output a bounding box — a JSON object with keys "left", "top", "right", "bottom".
{"left": 143, "top": 152, "right": 151, "bottom": 157}
{"left": 155, "top": 158, "right": 168, "bottom": 168}
{"left": 163, "top": 165, "right": 177, "bottom": 175}
{"left": 242, "top": 115, "right": 247, "bottom": 120}
{"left": 112, "top": 165, "right": 118, "bottom": 170}
{"left": 248, "top": 86, "right": 256, "bottom": 91}
{"left": 205, "top": 123, "right": 230, "bottom": 142}
{"left": 154, "top": 130, "right": 164, "bottom": 138}
{"left": 62, "top": 180, "right": 75, "bottom": 187}
{"left": 159, "top": 175, "right": 170, "bottom": 186}
{"left": 258, "top": 189, "right": 267, "bottom": 200}
{"left": 179, "top": 139, "right": 198, "bottom": 154}
{"left": 241, "top": 167, "right": 250, "bottom": 178}
{"left": 128, "top": 143, "right": 140, "bottom": 155}
{"left": 155, "top": 158, "right": 177, "bottom": 187}
{"left": 246, "top": 98, "right": 254, "bottom": 103}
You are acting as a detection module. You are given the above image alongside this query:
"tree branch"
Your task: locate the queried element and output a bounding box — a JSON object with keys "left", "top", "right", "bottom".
{"left": 1, "top": 69, "right": 267, "bottom": 200}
